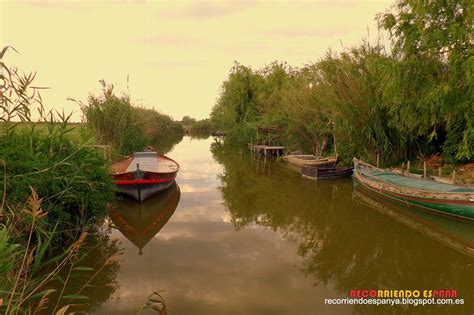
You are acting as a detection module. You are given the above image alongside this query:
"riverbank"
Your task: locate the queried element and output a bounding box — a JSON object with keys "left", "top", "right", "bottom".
{"left": 210, "top": 1, "right": 473, "bottom": 168}
{"left": 0, "top": 47, "right": 184, "bottom": 313}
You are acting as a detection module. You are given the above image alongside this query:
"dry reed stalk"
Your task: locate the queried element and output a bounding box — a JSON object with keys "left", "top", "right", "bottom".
{"left": 6, "top": 188, "right": 42, "bottom": 314}
{"left": 17, "top": 232, "right": 88, "bottom": 309}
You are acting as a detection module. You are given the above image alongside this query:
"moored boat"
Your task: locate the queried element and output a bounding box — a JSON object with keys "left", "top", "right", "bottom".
{"left": 353, "top": 158, "right": 474, "bottom": 220}
{"left": 301, "top": 166, "right": 353, "bottom": 180}
{"left": 283, "top": 154, "right": 338, "bottom": 171}
{"left": 110, "top": 151, "right": 179, "bottom": 202}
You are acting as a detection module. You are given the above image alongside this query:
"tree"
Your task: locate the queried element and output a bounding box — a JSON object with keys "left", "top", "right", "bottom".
{"left": 378, "top": 0, "right": 474, "bottom": 161}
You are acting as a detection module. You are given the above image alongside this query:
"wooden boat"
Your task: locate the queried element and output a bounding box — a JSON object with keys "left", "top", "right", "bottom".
{"left": 110, "top": 151, "right": 179, "bottom": 202}
{"left": 353, "top": 158, "right": 474, "bottom": 220}
{"left": 108, "top": 182, "right": 180, "bottom": 255}
{"left": 283, "top": 154, "right": 338, "bottom": 171}
{"left": 301, "top": 166, "right": 353, "bottom": 180}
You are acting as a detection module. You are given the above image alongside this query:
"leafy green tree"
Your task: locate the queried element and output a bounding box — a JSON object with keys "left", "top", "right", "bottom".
{"left": 211, "top": 62, "right": 262, "bottom": 142}
{"left": 378, "top": 0, "right": 474, "bottom": 161}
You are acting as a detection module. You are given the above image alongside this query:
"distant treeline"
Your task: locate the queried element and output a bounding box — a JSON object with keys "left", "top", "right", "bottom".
{"left": 79, "top": 81, "right": 184, "bottom": 155}
{"left": 210, "top": 1, "right": 473, "bottom": 165}
{"left": 181, "top": 116, "right": 214, "bottom": 136}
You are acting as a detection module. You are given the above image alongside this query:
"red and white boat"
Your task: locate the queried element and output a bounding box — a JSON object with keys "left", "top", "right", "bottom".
{"left": 110, "top": 151, "right": 179, "bottom": 202}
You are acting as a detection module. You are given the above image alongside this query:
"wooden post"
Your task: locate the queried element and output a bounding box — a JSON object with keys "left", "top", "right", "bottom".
{"left": 256, "top": 129, "right": 259, "bottom": 145}
{"left": 438, "top": 167, "right": 442, "bottom": 177}
{"left": 407, "top": 160, "right": 410, "bottom": 175}
{"left": 452, "top": 170, "right": 456, "bottom": 184}
{"left": 376, "top": 153, "right": 380, "bottom": 168}
{"left": 423, "top": 161, "right": 427, "bottom": 179}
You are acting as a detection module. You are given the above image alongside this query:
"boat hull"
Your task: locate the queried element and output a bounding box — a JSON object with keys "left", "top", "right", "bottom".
{"left": 302, "top": 166, "right": 353, "bottom": 180}
{"left": 115, "top": 179, "right": 175, "bottom": 202}
{"left": 353, "top": 158, "right": 474, "bottom": 220}
{"left": 353, "top": 177, "right": 474, "bottom": 219}
{"left": 110, "top": 152, "right": 180, "bottom": 202}
{"left": 284, "top": 155, "right": 338, "bottom": 172}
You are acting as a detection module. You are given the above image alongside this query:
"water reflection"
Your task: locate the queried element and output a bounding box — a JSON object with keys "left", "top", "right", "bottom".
{"left": 109, "top": 183, "right": 181, "bottom": 255}
{"left": 92, "top": 138, "right": 473, "bottom": 315}
{"left": 212, "top": 141, "right": 474, "bottom": 314}
{"left": 41, "top": 227, "right": 122, "bottom": 314}
{"left": 353, "top": 183, "right": 474, "bottom": 258}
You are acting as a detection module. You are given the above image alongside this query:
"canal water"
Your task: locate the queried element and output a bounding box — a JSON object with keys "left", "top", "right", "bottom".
{"left": 92, "top": 136, "right": 473, "bottom": 314}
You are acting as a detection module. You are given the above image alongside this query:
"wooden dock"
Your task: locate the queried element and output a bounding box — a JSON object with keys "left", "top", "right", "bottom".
{"left": 248, "top": 144, "right": 285, "bottom": 157}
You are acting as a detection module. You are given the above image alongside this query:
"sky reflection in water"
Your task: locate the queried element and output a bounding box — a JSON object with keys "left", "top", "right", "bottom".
{"left": 95, "top": 137, "right": 473, "bottom": 315}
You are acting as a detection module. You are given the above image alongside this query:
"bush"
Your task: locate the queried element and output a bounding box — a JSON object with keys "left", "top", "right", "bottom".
{"left": 79, "top": 81, "right": 184, "bottom": 155}
{"left": 1, "top": 126, "right": 115, "bottom": 236}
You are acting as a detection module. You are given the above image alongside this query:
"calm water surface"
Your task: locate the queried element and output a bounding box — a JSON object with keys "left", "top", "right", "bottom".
{"left": 92, "top": 137, "right": 473, "bottom": 315}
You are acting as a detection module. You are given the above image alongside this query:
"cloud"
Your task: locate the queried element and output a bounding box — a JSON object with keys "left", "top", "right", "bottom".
{"left": 137, "top": 34, "right": 200, "bottom": 47}
{"left": 270, "top": 27, "right": 353, "bottom": 38}
{"left": 157, "top": 1, "right": 256, "bottom": 20}
{"left": 18, "top": 0, "right": 92, "bottom": 12}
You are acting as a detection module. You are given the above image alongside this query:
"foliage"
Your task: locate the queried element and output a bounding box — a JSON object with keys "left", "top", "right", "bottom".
{"left": 0, "top": 47, "right": 120, "bottom": 313}
{"left": 1, "top": 47, "right": 115, "bottom": 238}
{"left": 210, "top": 62, "right": 262, "bottom": 143}
{"left": 0, "top": 128, "right": 115, "bottom": 236}
{"left": 77, "top": 81, "right": 147, "bottom": 155}
{"left": 181, "top": 115, "right": 196, "bottom": 125}
{"left": 377, "top": 0, "right": 474, "bottom": 161}
{"left": 190, "top": 119, "right": 214, "bottom": 135}
{"left": 78, "top": 81, "right": 183, "bottom": 156}
{"left": 210, "top": 2, "right": 473, "bottom": 164}
{"left": 0, "top": 193, "right": 120, "bottom": 314}
{"left": 134, "top": 107, "right": 184, "bottom": 154}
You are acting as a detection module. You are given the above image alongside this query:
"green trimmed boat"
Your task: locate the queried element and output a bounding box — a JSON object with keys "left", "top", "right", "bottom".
{"left": 353, "top": 158, "right": 474, "bottom": 220}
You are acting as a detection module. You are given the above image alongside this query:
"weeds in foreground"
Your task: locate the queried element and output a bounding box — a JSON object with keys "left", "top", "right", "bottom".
{"left": 1, "top": 189, "right": 121, "bottom": 314}
{"left": 1, "top": 46, "right": 121, "bottom": 314}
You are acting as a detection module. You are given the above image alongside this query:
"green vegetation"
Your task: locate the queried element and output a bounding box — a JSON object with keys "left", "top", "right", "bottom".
{"left": 211, "top": 141, "right": 474, "bottom": 314}
{"left": 1, "top": 47, "right": 119, "bottom": 313}
{"left": 211, "top": 1, "right": 473, "bottom": 166}
{"left": 181, "top": 116, "right": 215, "bottom": 138}
{"left": 77, "top": 81, "right": 184, "bottom": 156}
{"left": 190, "top": 119, "right": 214, "bottom": 135}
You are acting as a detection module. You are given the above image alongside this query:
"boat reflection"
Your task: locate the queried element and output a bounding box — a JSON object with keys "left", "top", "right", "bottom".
{"left": 353, "top": 183, "right": 474, "bottom": 258}
{"left": 108, "top": 182, "right": 181, "bottom": 255}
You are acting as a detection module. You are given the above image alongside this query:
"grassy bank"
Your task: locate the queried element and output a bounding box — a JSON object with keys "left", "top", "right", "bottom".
{"left": 1, "top": 41, "right": 190, "bottom": 312}
{"left": 0, "top": 46, "right": 182, "bottom": 313}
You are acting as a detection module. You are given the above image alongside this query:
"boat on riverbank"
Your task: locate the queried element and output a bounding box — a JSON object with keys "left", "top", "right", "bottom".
{"left": 353, "top": 158, "right": 474, "bottom": 220}
{"left": 302, "top": 166, "right": 353, "bottom": 180}
{"left": 110, "top": 151, "right": 179, "bottom": 202}
{"left": 283, "top": 154, "right": 338, "bottom": 171}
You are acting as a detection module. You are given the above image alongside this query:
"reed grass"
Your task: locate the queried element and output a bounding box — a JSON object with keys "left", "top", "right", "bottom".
{"left": 1, "top": 46, "right": 120, "bottom": 314}
{"left": 76, "top": 81, "right": 184, "bottom": 156}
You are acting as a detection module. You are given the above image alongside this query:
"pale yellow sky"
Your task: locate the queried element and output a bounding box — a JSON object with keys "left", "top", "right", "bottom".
{"left": 1, "top": 0, "right": 393, "bottom": 121}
